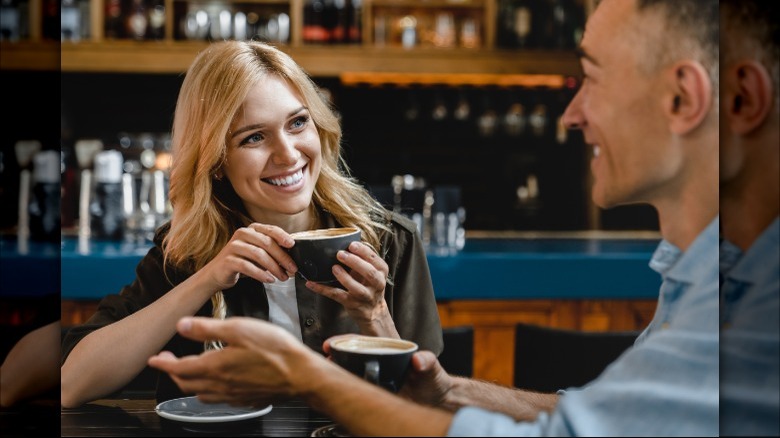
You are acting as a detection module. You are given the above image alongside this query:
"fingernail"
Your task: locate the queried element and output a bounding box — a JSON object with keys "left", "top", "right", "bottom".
{"left": 417, "top": 353, "right": 429, "bottom": 368}
{"left": 179, "top": 318, "right": 192, "bottom": 333}
{"left": 337, "top": 250, "right": 348, "bottom": 260}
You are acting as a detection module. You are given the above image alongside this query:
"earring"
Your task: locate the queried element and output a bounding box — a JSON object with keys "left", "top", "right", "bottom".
{"left": 213, "top": 172, "right": 222, "bottom": 180}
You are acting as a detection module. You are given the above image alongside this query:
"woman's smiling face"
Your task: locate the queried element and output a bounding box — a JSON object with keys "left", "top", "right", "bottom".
{"left": 224, "top": 74, "right": 322, "bottom": 226}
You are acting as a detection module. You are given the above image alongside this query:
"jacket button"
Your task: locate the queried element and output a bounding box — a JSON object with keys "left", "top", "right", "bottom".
{"left": 305, "top": 317, "right": 315, "bottom": 327}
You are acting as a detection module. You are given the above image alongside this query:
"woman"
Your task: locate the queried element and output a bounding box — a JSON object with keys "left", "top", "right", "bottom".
{"left": 61, "top": 41, "right": 442, "bottom": 408}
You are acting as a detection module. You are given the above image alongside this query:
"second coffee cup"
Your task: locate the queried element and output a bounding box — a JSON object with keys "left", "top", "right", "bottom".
{"left": 287, "top": 227, "right": 361, "bottom": 285}
{"left": 330, "top": 335, "right": 419, "bottom": 393}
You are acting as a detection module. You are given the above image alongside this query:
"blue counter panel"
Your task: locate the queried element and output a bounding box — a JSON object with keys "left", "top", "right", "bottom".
{"left": 0, "top": 238, "right": 60, "bottom": 298}
{"left": 59, "top": 237, "right": 662, "bottom": 301}
{"left": 61, "top": 239, "right": 151, "bottom": 300}
{"left": 429, "top": 238, "right": 661, "bottom": 300}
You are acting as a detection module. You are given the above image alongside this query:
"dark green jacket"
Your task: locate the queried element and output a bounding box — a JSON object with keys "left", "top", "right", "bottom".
{"left": 61, "top": 211, "right": 443, "bottom": 402}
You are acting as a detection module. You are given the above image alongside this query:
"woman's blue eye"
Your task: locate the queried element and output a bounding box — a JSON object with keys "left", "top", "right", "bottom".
{"left": 291, "top": 115, "right": 308, "bottom": 129}
{"left": 240, "top": 132, "right": 263, "bottom": 146}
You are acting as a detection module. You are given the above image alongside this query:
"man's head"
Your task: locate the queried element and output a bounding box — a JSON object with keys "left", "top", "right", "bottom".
{"left": 562, "top": 0, "right": 719, "bottom": 212}
{"left": 719, "top": 0, "right": 779, "bottom": 186}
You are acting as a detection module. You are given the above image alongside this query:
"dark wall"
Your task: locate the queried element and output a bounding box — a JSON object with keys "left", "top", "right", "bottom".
{"left": 58, "top": 72, "right": 658, "bottom": 232}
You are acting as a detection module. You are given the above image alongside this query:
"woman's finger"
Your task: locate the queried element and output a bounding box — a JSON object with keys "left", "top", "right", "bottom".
{"left": 336, "top": 250, "right": 386, "bottom": 288}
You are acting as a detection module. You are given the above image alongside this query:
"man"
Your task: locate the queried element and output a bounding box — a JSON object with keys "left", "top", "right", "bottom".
{"left": 148, "top": 0, "right": 720, "bottom": 435}
{"left": 719, "top": 1, "right": 780, "bottom": 435}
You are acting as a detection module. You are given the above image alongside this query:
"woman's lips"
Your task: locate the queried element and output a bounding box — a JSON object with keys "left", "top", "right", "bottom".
{"left": 263, "top": 165, "right": 305, "bottom": 187}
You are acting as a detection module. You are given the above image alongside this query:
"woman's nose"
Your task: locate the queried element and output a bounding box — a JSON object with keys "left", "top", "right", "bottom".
{"left": 271, "top": 135, "right": 301, "bottom": 166}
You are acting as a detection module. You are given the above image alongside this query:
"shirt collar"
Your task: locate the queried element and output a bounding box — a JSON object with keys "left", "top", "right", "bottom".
{"left": 649, "top": 216, "right": 720, "bottom": 283}
{"left": 719, "top": 239, "right": 742, "bottom": 276}
{"left": 723, "top": 217, "right": 780, "bottom": 285}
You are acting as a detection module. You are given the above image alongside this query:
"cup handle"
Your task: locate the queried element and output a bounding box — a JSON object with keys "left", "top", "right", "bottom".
{"left": 364, "top": 360, "right": 379, "bottom": 386}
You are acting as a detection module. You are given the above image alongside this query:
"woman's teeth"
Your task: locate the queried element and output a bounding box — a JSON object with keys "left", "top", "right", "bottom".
{"left": 593, "top": 145, "right": 601, "bottom": 157}
{"left": 266, "top": 169, "right": 303, "bottom": 187}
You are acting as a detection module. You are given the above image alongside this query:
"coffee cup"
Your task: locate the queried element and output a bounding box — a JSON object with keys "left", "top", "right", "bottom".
{"left": 287, "top": 227, "right": 361, "bottom": 284}
{"left": 330, "top": 335, "right": 418, "bottom": 393}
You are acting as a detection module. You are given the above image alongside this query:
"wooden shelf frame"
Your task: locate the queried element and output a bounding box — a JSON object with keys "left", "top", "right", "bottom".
{"left": 56, "top": 41, "right": 580, "bottom": 76}
{"left": 2, "top": 0, "right": 590, "bottom": 76}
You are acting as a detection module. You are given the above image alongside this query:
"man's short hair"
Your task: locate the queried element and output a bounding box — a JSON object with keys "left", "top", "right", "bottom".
{"left": 634, "top": 0, "right": 719, "bottom": 92}
{"left": 721, "top": 0, "right": 780, "bottom": 102}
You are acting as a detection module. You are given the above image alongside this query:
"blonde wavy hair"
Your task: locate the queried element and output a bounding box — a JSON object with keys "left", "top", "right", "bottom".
{"left": 162, "top": 41, "right": 391, "bottom": 341}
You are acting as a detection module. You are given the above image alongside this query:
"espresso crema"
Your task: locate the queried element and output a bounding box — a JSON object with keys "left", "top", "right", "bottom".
{"left": 332, "top": 337, "right": 418, "bottom": 354}
{"left": 291, "top": 227, "right": 359, "bottom": 240}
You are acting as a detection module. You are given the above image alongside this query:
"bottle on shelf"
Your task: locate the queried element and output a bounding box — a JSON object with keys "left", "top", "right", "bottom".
{"left": 125, "top": 0, "right": 148, "bottom": 40}
{"left": 147, "top": 0, "right": 166, "bottom": 40}
{"left": 500, "top": 0, "right": 535, "bottom": 49}
{"left": 324, "top": 0, "right": 342, "bottom": 43}
{"left": 460, "top": 16, "right": 481, "bottom": 49}
{"left": 90, "top": 150, "right": 125, "bottom": 240}
{"left": 61, "top": 0, "right": 81, "bottom": 41}
{"left": 0, "top": 0, "right": 20, "bottom": 41}
{"left": 399, "top": 15, "right": 417, "bottom": 48}
{"left": 303, "top": 0, "right": 329, "bottom": 44}
{"left": 61, "top": 143, "right": 79, "bottom": 229}
{"left": 347, "top": 0, "right": 361, "bottom": 44}
{"left": 41, "top": 0, "right": 59, "bottom": 39}
{"left": 29, "top": 150, "right": 61, "bottom": 242}
{"left": 78, "top": 0, "right": 90, "bottom": 39}
{"left": 104, "top": 0, "right": 123, "bottom": 39}
{"left": 330, "top": 0, "right": 346, "bottom": 43}
{"left": 13, "top": 140, "right": 42, "bottom": 247}
{"left": 546, "top": 0, "right": 581, "bottom": 50}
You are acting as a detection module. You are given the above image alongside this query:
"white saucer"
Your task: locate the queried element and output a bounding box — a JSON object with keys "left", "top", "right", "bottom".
{"left": 155, "top": 396, "right": 272, "bottom": 423}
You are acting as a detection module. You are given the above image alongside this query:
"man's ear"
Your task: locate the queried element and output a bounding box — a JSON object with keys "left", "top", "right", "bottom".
{"left": 666, "top": 61, "right": 713, "bottom": 135}
{"left": 725, "top": 60, "right": 773, "bottom": 135}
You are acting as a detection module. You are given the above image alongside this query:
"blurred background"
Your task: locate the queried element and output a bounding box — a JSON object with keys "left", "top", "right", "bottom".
{"left": 1, "top": 0, "right": 661, "bottom": 392}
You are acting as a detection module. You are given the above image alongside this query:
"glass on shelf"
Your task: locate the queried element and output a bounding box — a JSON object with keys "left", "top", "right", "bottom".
{"left": 176, "top": 1, "right": 289, "bottom": 43}
{"left": 371, "top": 4, "right": 482, "bottom": 49}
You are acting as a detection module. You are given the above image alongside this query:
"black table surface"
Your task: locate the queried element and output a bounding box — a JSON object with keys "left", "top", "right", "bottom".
{"left": 58, "top": 395, "right": 336, "bottom": 437}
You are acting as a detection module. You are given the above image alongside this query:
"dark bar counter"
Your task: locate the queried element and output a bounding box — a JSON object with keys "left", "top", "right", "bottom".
{"left": 59, "top": 396, "right": 334, "bottom": 437}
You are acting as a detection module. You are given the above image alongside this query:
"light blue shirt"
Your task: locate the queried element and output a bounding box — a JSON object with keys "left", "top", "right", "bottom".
{"left": 720, "top": 217, "right": 780, "bottom": 436}
{"left": 448, "top": 217, "right": 720, "bottom": 437}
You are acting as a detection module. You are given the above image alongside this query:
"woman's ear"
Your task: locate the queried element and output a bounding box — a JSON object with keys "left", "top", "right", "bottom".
{"left": 666, "top": 61, "right": 713, "bottom": 135}
{"left": 725, "top": 60, "right": 774, "bottom": 135}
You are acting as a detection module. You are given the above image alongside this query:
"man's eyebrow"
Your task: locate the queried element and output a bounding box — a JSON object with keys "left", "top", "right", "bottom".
{"left": 230, "top": 106, "right": 308, "bottom": 139}
{"left": 575, "top": 47, "right": 599, "bottom": 67}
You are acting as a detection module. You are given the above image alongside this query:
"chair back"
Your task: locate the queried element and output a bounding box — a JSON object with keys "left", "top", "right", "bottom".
{"left": 439, "top": 325, "right": 474, "bottom": 377}
{"left": 514, "top": 323, "right": 640, "bottom": 392}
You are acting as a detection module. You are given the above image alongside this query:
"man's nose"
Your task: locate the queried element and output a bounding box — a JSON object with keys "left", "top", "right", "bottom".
{"left": 561, "top": 89, "right": 585, "bottom": 130}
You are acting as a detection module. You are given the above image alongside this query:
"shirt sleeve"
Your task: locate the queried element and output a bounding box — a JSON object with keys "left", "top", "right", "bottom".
{"left": 60, "top": 243, "right": 172, "bottom": 365}
{"left": 448, "top": 325, "right": 719, "bottom": 436}
{"left": 449, "top": 407, "right": 550, "bottom": 437}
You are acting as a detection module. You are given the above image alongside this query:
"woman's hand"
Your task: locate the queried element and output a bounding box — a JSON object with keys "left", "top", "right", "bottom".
{"left": 200, "top": 223, "right": 298, "bottom": 292}
{"left": 306, "top": 242, "right": 398, "bottom": 337}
